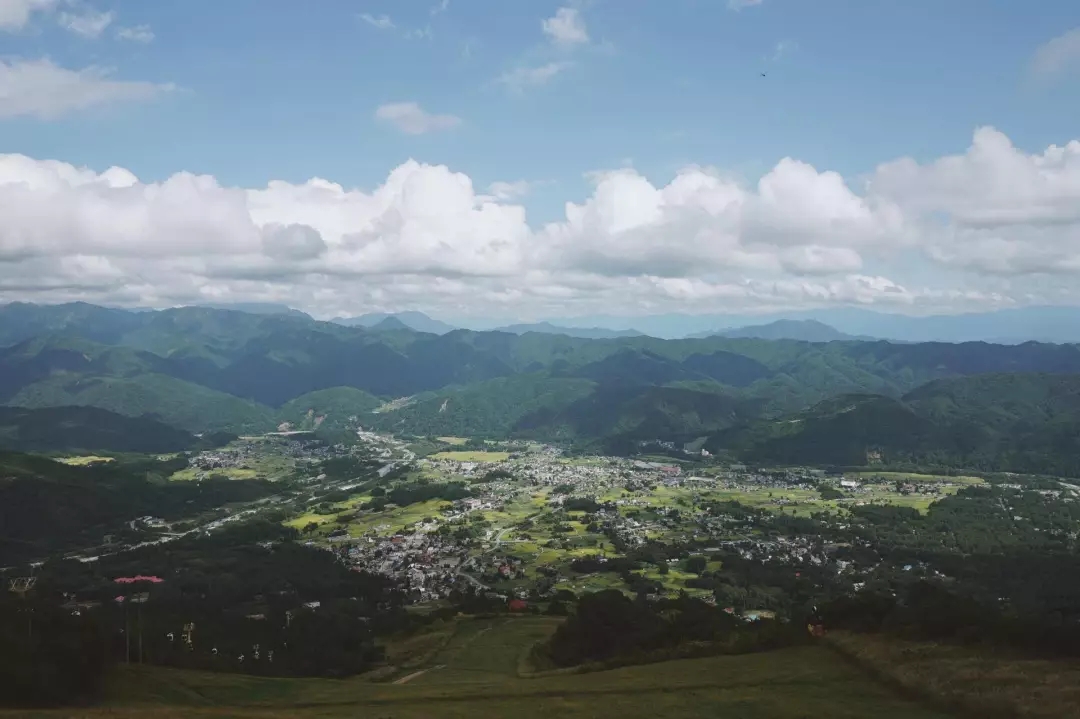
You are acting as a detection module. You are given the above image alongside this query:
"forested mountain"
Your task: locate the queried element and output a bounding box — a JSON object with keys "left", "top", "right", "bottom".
{"left": 4, "top": 302, "right": 1080, "bottom": 468}
{"left": 706, "top": 374, "right": 1080, "bottom": 476}
{"left": 0, "top": 407, "right": 204, "bottom": 453}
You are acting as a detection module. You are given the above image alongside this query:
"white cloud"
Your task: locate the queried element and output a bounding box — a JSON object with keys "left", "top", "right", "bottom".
{"left": 116, "top": 24, "right": 154, "bottom": 43}
{"left": 1032, "top": 27, "right": 1080, "bottom": 81}
{"left": 870, "top": 126, "right": 1080, "bottom": 275}
{"left": 772, "top": 40, "right": 797, "bottom": 62}
{"left": 497, "top": 62, "right": 572, "bottom": 92}
{"left": 1, "top": 127, "right": 1080, "bottom": 317}
{"left": 431, "top": 0, "right": 449, "bottom": 16}
{"left": 359, "top": 13, "right": 395, "bottom": 30}
{"left": 542, "top": 7, "right": 588, "bottom": 46}
{"left": 374, "top": 102, "right": 461, "bottom": 134}
{"left": 0, "top": 58, "right": 174, "bottom": 119}
{"left": 58, "top": 6, "right": 113, "bottom": 38}
{"left": 0, "top": 0, "right": 56, "bottom": 30}
{"left": 728, "top": 0, "right": 764, "bottom": 9}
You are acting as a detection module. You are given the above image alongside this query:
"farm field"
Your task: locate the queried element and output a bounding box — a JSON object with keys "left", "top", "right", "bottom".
{"left": 170, "top": 466, "right": 260, "bottom": 481}
{"left": 10, "top": 619, "right": 953, "bottom": 719}
{"left": 431, "top": 451, "right": 511, "bottom": 462}
{"left": 56, "top": 455, "right": 115, "bottom": 465}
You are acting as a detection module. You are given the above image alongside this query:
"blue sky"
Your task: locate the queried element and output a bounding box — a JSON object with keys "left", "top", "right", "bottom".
{"left": 1, "top": 0, "right": 1080, "bottom": 322}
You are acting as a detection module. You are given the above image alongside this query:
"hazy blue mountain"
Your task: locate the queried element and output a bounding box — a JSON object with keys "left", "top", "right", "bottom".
{"left": 540, "top": 306, "right": 1080, "bottom": 343}
{"left": 333, "top": 311, "right": 456, "bottom": 334}
{"left": 369, "top": 316, "right": 414, "bottom": 332}
{"left": 695, "top": 320, "right": 871, "bottom": 342}
{"left": 492, "top": 322, "right": 646, "bottom": 339}
{"left": 192, "top": 302, "right": 312, "bottom": 319}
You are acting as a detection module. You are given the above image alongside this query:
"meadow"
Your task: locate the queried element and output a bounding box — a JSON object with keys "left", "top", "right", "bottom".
{"left": 9, "top": 618, "right": 954, "bottom": 719}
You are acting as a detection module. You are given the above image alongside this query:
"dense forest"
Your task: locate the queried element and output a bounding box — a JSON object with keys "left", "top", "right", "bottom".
{"left": 4, "top": 302, "right": 1080, "bottom": 474}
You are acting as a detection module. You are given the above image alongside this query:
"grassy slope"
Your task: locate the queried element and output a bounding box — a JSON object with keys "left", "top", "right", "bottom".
{"left": 10, "top": 618, "right": 949, "bottom": 719}
{"left": 826, "top": 631, "right": 1080, "bottom": 719}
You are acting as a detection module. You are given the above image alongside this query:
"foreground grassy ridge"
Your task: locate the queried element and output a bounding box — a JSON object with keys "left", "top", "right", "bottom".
{"left": 826, "top": 631, "right": 1080, "bottom": 719}
{"left": 8, "top": 618, "right": 950, "bottom": 719}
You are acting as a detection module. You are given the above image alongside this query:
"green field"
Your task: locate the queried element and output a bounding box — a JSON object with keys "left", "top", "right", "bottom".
{"left": 170, "top": 467, "right": 260, "bottom": 481}
{"left": 431, "top": 451, "right": 511, "bottom": 462}
{"left": 56, "top": 455, "right": 115, "bottom": 466}
{"left": 849, "top": 471, "right": 985, "bottom": 484}
{"left": 436, "top": 436, "right": 470, "bottom": 445}
{"left": 13, "top": 619, "right": 952, "bottom": 718}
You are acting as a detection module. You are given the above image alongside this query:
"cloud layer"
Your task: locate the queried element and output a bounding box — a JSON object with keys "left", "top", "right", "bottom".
{"left": 0, "top": 127, "right": 1078, "bottom": 319}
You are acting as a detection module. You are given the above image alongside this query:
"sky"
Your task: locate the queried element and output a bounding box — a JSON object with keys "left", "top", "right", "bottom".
{"left": 1, "top": 0, "right": 1080, "bottom": 323}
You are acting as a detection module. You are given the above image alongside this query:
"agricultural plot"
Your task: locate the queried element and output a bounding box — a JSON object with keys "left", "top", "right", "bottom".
{"left": 56, "top": 455, "right": 115, "bottom": 466}
{"left": 431, "top": 451, "right": 511, "bottom": 462}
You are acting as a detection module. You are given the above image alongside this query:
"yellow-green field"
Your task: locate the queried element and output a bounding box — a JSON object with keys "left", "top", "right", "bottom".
{"left": 431, "top": 451, "right": 511, "bottom": 462}
{"left": 347, "top": 499, "right": 447, "bottom": 537}
{"left": 170, "top": 467, "right": 260, "bottom": 481}
{"left": 56, "top": 455, "right": 115, "bottom": 466}
{"left": 849, "top": 471, "right": 985, "bottom": 484}
{"left": 14, "top": 618, "right": 953, "bottom": 718}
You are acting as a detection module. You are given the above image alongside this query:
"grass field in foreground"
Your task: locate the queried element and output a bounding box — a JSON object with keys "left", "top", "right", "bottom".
{"left": 826, "top": 631, "right": 1080, "bottom": 719}
{"left": 10, "top": 618, "right": 953, "bottom": 719}
{"left": 431, "top": 451, "right": 511, "bottom": 462}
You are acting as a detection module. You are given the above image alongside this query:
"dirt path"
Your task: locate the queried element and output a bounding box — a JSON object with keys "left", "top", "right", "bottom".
{"left": 393, "top": 660, "right": 442, "bottom": 682}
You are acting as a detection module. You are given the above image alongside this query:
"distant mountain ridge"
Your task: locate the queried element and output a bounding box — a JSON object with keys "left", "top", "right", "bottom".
{"left": 332, "top": 311, "right": 456, "bottom": 335}
{"left": 5, "top": 301, "right": 1080, "bottom": 472}
{"left": 492, "top": 322, "right": 646, "bottom": 339}
{"left": 693, "top": 319, "right": 874, "bottom": 342}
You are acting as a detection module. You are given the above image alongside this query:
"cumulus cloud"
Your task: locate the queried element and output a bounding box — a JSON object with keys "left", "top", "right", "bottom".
{"left": 0, "top": 58, "right": 173, "bottom": 119}
{"left": 0, "top": 0, "right": 56, "bottom": 30}
{"left": 542, "top": 7, "right": 588, "bottom": 46}
{"left": 1, "top": 127, "right": 1080, "bottom": 317}
{"left": 374, "top": 102, "right": 461, "bottom": 134}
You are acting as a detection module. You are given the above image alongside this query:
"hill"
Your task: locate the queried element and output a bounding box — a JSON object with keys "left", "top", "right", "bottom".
{"left": 277, "top": 387, "right": 383, "bottom": 433}
{"left": 0, "top": 452, "right": 275, "bottom": 564}
{"left": 0, "top": 406, "right": 200, "bottom": 453}
{"left": 707, "top": 373, "right": 1080, "bottom": 475}
{"left": 333, "top": 311, "right": 456, "bottom": 335}
{"left": 24, "top": 617, "right": 948, "bottom": 718}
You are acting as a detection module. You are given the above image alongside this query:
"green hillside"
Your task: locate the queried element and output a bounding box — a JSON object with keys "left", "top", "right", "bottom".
{"left": 9, "top": 618, "right": 949, "bottom": 719}
{"left": 278, "top": 386, "right": 383, "bottom": 432}
{"left": 6, "top": 373, "right": 277, "bottom": 435}
{"left": 0, "top": 406, "right": 199, "bottom": 453}
{"left": 708, "top": 373, "right": 1080, "bottom": 475}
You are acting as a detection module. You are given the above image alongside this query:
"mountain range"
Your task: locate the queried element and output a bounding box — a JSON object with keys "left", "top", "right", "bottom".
{"left": 690, "top": 319, "right": 874, "bottom": 342}
{"left": 3, "top": 301, "right": 1080, "bottom": 474}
